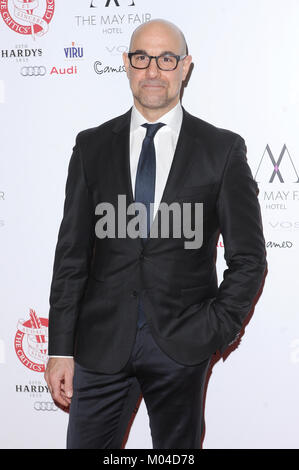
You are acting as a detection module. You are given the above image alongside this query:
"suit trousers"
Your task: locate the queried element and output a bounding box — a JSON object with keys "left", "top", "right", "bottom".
{"left": 67, "top": 317, "right": 211, "bottom": 449}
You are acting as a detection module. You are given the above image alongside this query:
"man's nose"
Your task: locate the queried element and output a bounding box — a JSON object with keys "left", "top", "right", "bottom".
{"left": 146, "top": 58, "right": 160, "bottom": 77}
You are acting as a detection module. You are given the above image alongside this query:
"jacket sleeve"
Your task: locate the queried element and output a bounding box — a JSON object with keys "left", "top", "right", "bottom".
{"left": 209, "top": 135, "right": 267, "bottom": 354}
{"left": 48, "top": 136, "right": 95, "bottom": 356}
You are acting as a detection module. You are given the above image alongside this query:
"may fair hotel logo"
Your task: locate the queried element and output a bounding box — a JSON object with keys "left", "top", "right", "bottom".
{"left": 0, "top": 0, "right": 55, "bottom": 38}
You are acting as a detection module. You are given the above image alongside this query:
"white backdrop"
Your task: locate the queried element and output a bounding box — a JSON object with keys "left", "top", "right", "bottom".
{"left": 0, "top": 0, "right": 298, "bottom": 449}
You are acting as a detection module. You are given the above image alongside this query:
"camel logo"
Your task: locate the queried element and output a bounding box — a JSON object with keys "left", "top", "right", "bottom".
{"left": 0, "top": 0, "right": 55, "bottom": 38}
{"left": 14, "top": 308, "right": 48, "bottom": 372}
{"left": 254, "top": 144, "right": 299, "bottom": 183}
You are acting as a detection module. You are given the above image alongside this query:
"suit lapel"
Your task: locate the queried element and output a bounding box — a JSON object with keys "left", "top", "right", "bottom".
{"left": 111, "top": 107, "right": 134, "bottom": 206}
{"left": 112, "top": 106, "right": 198, "bottom": 249}
{"left": 154, "top": 109, "right": 196, "bottom": 209}
{"left": 147, "top": 108, "right": 198, "bottom": 248}
{"left": 112, "top": 108, "right": 144, "bottom": 251}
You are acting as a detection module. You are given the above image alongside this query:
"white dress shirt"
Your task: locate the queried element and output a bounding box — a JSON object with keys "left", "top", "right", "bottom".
{"left": 130, "top": 101, "right": 183, "bottom": 218}
{"left": 50, "top": 101, "right": 183, "bottom": 358}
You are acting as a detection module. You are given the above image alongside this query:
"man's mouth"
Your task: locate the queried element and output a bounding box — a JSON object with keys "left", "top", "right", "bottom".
{"left": 142, "top": 82, "right": 166, "bottom": 89}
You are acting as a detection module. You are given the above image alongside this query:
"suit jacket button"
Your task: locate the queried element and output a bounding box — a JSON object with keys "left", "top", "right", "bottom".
{"left": 132, "top": 290, "right": 138, "bottom": 297}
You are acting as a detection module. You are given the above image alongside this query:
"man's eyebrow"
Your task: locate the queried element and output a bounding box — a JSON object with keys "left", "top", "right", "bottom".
{"left": 131, "top": 49, "right": 148, "bottom": 54}
{"left": 160, "top": 50, "right": 178, "bottom": 56}
{"left": 131, "top": 49, "right": 178, "bottom": 56}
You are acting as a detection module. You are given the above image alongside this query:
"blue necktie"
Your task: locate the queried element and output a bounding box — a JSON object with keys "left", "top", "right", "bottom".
{"left": 134, "top": 122, "right": 165, "bottom": 328}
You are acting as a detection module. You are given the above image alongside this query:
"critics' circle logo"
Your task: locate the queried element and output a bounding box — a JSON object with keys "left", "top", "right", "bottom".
{"left": 14, "top": 308, "right": 48, "bottom": 372}
{"left": 0, "top": 0, "right": 55, "bottom": 37}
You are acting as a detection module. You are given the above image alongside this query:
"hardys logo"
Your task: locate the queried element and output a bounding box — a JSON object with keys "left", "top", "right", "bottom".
{"left": 0, "top": 0, "right": 55, "bottom": 38}
{"left": 255, "top": 144, "right": 299, "bottom": 183}
{"left": 1, "top": 46, "right": 42, "bottom": 60}
{"left": 14, "top": 308, "right": 48, "bottom": 372}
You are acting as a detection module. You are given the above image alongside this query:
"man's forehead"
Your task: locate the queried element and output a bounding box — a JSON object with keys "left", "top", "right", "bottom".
{"left": 130, "top": 21, "right": 183, "bottom": 51}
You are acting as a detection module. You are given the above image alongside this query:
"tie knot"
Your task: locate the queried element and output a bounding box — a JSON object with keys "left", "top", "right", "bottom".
{"left": 142, "top": 122, "right": 165, "bottom": 140}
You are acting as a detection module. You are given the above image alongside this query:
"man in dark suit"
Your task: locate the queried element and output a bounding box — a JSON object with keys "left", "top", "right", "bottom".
{"left": 45, "top": 19, "right": 267, "bottom": 449}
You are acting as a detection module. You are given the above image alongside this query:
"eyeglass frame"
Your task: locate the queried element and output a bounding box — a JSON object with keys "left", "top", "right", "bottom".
{"left": 127, "top": 51, "right": 187, "bottom": 71}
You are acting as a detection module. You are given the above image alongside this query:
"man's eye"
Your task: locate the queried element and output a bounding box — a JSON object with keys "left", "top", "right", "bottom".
{"left": 136, "top": 55, "right": 146, "bottom": 61}
{"left": 162, "top": 55, "right": 175, "bottom": 63}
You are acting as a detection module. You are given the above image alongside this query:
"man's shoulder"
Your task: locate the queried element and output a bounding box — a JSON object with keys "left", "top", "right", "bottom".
{"left": 75, "top": 108, "right": 131, "bottom": 145}
{"left": 182, "top": 107, "right": 243, "bottom": 145}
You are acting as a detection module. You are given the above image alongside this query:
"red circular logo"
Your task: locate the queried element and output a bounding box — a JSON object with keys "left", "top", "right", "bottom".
{"left": 0, "top": 0, "right": 55, "bottom": 37}
{"left": 14, "top": 309, "right": 48, "bottom": 372}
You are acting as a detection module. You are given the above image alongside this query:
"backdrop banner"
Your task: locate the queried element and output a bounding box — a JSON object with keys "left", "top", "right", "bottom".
{"left": 0, "top": 0, "right": 298, "bottom": 449}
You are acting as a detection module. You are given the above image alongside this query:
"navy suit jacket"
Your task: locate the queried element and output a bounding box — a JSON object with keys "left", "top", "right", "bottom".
{"left": 48, "top": 106, "right": 267, "bottom": 373}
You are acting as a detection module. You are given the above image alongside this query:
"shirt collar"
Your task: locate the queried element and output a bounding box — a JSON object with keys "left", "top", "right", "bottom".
{"left": 130, "top": 101, "right": 183, "bottom": 135}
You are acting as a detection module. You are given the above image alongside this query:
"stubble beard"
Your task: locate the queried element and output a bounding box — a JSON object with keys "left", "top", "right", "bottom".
{"left": 134, "top": 92, "right": 170, "bottom": 111}
{"left": 133, "top": 83, "right": 178, "bottom": 111}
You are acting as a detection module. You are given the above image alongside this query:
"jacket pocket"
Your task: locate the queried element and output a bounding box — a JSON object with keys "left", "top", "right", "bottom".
{"left": 181, "top": 284, "right": 209, "bottom": 308}
{"left": 176, "top": 183, "right": 218, "bottom": 200}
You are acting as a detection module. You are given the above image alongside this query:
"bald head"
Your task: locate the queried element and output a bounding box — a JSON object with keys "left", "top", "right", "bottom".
{"left": 129, "top": 19, "right": 187, "bottom": 55}
{"left": 123, "top": 18, "right": 192, "bottom": 121}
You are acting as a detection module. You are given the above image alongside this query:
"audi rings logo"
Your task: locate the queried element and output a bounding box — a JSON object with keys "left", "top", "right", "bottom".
{"left": 34, "top": 401, "right": 58, "bottom": 411}
{"left": 21, "top": 66, "right": 46, "bottom": 77}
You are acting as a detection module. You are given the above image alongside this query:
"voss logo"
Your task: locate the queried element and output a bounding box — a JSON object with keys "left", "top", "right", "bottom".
{"left": 255, "top": 144, "right": 299, "bottom": 183}
{"left": 20, "top": 65, "right": 46, "bottom": 76}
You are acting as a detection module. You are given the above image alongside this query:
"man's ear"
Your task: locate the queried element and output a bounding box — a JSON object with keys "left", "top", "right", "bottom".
{"left": 182, "top": 55, "right": 192, "bottom": 81}
{"left": 123, "top": 52, "right": 130, "bottom": 78}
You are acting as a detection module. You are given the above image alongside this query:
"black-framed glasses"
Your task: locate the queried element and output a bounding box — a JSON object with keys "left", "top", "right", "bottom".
{"left": 128, "top": 52, "right": 187, "bottom": 71}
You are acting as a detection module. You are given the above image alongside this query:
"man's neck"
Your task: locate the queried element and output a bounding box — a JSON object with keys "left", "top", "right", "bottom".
{"left": 133, "top": 99, "right": 180, "bottom": 122}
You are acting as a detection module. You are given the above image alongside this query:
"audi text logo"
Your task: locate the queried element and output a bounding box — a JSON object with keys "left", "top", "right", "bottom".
{"left": 20, "top": 66, "right": 47, "bottom": 77}
{"left": 34, "top": 401, "right": 58, "bottom": 411}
